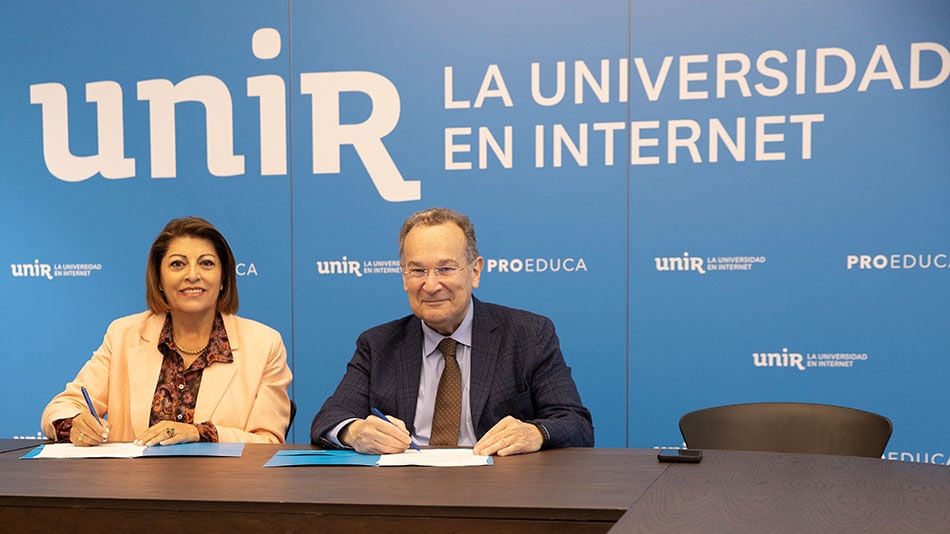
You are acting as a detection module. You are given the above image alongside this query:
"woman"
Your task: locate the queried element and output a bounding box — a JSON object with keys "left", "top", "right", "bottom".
{"left": 41, "top": 217, "right": 293, "bottom": 445}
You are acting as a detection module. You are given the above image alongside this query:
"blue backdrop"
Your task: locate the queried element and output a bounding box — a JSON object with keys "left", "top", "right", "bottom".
{"left": 2, "top": 1, "right": 948, "bottom": 463}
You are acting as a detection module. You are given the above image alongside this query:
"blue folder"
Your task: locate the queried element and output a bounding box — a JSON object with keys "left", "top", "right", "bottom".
{"left": 263, "top": 449, "right": 379, "bottom": 467}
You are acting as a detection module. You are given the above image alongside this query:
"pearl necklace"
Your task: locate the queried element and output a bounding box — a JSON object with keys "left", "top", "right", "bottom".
{"left": 173, "top": 335, "right": 209, "bottom": 355}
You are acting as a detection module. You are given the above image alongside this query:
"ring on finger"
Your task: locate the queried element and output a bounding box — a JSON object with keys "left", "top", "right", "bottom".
{"left": 165, "top": 427, "right": 175, "bottom": 437}
{"left": 78, "top": 432, "right": 85, "bottom": 442}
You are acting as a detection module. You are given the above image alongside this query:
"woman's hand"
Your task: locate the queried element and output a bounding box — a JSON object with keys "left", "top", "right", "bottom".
{"left": 134, "top": 422, "right": 199, "bottom": 446}
{"left": 70, "top": 411, "right": 110, "bottom": 447}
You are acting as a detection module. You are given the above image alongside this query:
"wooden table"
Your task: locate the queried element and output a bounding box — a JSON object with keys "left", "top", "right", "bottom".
{"left": 2, "top": 442, "right": 949, "bottom": 533}
{"left": 0, "top": 439, "right": 44, "bottom": 455}
{"left": 613, "top": 448, "right": 950, "bottom": 533}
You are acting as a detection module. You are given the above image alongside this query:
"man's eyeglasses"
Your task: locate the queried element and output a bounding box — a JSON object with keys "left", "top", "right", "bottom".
{"left": 403, "top": 265, "right": 468, "bottom": 279}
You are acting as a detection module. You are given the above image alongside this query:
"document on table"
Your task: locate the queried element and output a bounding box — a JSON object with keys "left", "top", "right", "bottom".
{"left": 377, "top": 448, "right": 492, "bottom": 467}
{"left": 21, "top": 442, "right": 245, "bottom": 459}
{"left": 263, "top": 448, "right": 492, "bottom": 467}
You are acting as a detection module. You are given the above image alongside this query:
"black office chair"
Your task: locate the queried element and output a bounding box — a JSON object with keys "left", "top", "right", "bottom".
{"left": 679, "top": 402, "right": 892, "bottom": 458}
{"left": 286, "top": 399, "right": 297, "bottom": 441}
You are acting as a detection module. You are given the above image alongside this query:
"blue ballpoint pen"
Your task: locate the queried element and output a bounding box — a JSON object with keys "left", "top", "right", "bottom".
{"left": 370, "top": 407, "right": 420, "bottom": 451}
{"left": 80, "top": 385, "right": 103, "bottom": 426}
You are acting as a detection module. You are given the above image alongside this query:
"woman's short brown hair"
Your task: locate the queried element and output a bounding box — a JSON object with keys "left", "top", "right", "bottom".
{"left": 145, "top": 217, "right": 239, "bottom": 315}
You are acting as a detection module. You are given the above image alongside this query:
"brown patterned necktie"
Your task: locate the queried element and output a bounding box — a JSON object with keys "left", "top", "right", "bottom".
{"left": 429, "top": 337, "right": 461, "bottom": 447}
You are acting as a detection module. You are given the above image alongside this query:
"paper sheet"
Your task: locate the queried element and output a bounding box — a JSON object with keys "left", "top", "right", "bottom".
{"left": 24, "top": 442, "right": 146, "bottom": 458}
{"left": 376, "top": 448, "right": 492, "bottom": 467}
{"left": 21, "top": 442, "right": 245, "bottom": 459}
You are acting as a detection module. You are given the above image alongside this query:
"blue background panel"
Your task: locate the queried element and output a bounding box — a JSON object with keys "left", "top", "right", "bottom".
{"left": 1, "top": 2, "right": 947, "bottom": 462}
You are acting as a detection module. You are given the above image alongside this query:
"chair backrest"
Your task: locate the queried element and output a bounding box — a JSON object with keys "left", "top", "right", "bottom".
{"left": 286, "top": 399, "right": 297, "bottom": 440}
{"left": 679, "top": 402, "right": 892, "bottom": 458}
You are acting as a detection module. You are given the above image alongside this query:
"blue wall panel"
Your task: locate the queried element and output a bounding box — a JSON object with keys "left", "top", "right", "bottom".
{"left": 1, "top": 1, "right": 948, "bottom": 462}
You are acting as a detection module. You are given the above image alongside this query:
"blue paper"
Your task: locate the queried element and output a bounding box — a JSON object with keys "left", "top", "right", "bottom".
{"left": 263, "top": 449, "right": 379, "bottom": 467}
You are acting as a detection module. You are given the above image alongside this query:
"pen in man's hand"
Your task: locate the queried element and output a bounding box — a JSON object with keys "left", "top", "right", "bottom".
{"left": 370, "top": 407, "right": 420, "bottom": 451}
{"left": 80, "top": 385, "right": 102, "bottom": 425}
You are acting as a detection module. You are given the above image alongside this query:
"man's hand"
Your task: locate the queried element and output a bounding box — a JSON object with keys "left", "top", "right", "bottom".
{"left": 341, "top": 413, "right": 412, "bottom": 454}
{"left": 473, "top": 416, "right": 544, "bottom": 456}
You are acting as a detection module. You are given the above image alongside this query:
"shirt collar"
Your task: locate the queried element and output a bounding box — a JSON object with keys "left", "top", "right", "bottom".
{"left": 422, "top": 298, "right": 474, "bottom": 356}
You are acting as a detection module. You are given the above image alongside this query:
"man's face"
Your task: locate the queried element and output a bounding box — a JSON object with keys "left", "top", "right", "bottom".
{"left": 401, "top": 222, "right": 483, "bottom": 335}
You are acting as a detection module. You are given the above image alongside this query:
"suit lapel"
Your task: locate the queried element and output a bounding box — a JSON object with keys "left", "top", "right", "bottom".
{"left": 129, "top": 313, "right": 166, "bottom": 436}
{"left": 395, "top": 318, "right": 423, "bottom": 433}
{"left": 194, "top": 314, "right": 239, "bottom": 421}
{"left": 469, "top": 298, "right": 500, "bottom": 433}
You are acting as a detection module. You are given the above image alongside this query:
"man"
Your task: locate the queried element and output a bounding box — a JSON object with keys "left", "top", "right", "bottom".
{"left": 311, "top": 207, "right": 593, "bottom": 456}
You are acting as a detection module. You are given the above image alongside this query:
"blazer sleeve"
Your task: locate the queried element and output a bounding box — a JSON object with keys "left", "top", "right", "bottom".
{"left": 309, "top": 333, "right": 375, "bottom": 447}
{"left": 39, "top": 313, "right": 143, "bottom": 441}
{"left": 522, "top": 314, "right": 594, "bottom": 449}
{"left": 40, "top": 332, "right": 114, "bottom": 440}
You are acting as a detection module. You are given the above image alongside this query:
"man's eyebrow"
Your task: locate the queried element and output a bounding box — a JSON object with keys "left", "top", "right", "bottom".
{"left": 406, "top": 261, "right": 460, "bottom": 267}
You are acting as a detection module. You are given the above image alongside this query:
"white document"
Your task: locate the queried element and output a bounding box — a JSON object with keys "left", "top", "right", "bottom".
{"left": 27, "top": 442, "right": 147, "bottom": 459}
{"left": 376, "top": 448, "right": 492, "bottom": 467}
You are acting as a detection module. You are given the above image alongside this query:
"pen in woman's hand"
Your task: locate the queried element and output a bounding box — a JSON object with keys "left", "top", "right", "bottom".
{"left": 80, "top": 386, "right": 102, "bottom": 425}
{"left": 79, "top": 385, "right": 109, "bottom": 442}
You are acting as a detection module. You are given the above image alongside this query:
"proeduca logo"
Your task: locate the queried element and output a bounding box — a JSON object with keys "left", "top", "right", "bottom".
{"left": 29, "top": 28, "right": 420, "bottom": 202}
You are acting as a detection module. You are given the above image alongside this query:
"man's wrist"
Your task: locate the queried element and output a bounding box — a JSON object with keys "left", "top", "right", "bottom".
{"left": 339, "top": 421, "right": 356, "bottom": 447}
{"left": 530, "top": 421, "right": 550, "bottom": 447}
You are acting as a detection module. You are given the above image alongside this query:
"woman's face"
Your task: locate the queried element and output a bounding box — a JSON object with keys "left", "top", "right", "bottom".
{"left": 159, "top": 236, "right": 222, "bottom": 319}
